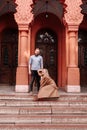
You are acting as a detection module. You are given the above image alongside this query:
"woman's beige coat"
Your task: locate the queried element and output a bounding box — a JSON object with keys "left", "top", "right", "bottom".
{"left": 37, "top": 69, "right": 59, "bottom": 99}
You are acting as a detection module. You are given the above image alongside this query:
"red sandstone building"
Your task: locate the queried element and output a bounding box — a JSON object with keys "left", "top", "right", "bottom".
{"left": 0, "top": 0, "right": 87, "bottom": 93}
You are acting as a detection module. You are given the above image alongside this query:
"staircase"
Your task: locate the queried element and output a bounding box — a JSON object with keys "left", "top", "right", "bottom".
{"left": 0, "top": 91, "right": 87, "bottom": 130}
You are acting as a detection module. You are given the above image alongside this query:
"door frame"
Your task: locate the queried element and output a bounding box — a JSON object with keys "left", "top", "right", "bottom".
{"left": 35, "top": 28, "right": 58, "bottom": 82}
{"left": 0, "top": 28, "right": 18, "bottom": 85}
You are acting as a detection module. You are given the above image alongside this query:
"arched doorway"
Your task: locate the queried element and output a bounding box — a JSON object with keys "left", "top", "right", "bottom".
{"left": 35, "top": 28, "right": 57, "bottom": 82}
{"left": 78, "top": 29, "right": 87, "bottom": 88}
{"left": 0, "top": 28, "right": 18, "bottom": 85}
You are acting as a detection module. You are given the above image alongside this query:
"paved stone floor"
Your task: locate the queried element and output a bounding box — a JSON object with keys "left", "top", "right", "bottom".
{"left": 81, "top": 86, "right": 87, "bottom": 93}
{"left": 0, "top": 85, "right": 14, "bottom": 94}
{"left": 0, "top": 85, "right": 87, "bottom": 95}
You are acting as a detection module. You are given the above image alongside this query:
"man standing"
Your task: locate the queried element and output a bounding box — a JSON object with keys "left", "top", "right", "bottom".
{"left": 29, "top": 48, "right": 43, "bottom": 95}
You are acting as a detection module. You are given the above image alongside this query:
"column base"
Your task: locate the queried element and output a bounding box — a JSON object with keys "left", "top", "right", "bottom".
{"left": 66, "top": 85, "right": 81, "bottom": 92}
{"left": 66, "top": 67, "right": 81, "bottom": 92}
{"left": 15, "top": 66, "right": 29, "bottom": 92}
{"left": 15, "top": 85, "right": 29, "bottom": 92}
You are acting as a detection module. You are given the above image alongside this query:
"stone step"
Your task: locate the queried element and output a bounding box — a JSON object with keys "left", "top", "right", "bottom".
{"left": 0, "top": 115, "right": 87, "bottom": 124}
{"left": 52, "top": 115, "right": 87, "bottom": 124}
{"left": 0, "top": 93, "right": 86, "bottom": 130}
{"left": 0, "top": 124, "right": 87, "bottom": 130}
{"left": 0, "top": 94, "right": 87, "bottom": 101}
{"left": 0, "top": 106, "right": 51, "bottom": 115}
{"left": 59, "top": 95, "right": 87, "bottom": 101}
{"left": 2, "top": 100, "right": 87, "bottom": 107}
{"left": 0, "top": 100, "right": 87, "bottom": 107}
{"left": 52, "top": 106, "right": 87, "bottom": 114}
{"left": 0, "top": 94, "right": 33, "bottom": 101}
{"left": 0, "top": 106, "right": 87, "bottom": 115}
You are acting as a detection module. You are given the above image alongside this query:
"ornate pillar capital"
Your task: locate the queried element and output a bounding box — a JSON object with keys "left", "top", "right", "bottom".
{"left": 64, "top": 0, "right": 83, "bottom": 27}
{"left": 18, "top": 24, "right": 29, "bottom": 31}
{"left": 68, "top": 25, "right": 79, "bottom": 32}
{"left": 14, "top": 0, "right": 33, "bottom": 25}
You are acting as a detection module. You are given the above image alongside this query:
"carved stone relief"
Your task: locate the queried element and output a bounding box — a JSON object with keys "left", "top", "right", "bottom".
{"left": 64, "top": 0, "right": 83, "bottom": 25}
{"left": 14, "top": 0, "right": 33, "bottom": 24}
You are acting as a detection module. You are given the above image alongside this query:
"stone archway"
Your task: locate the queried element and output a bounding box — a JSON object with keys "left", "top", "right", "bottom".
{"left": 78, "top": 29, "right": 87, "bottom": 89}
{"left": 31, "top": 10, "right": 65, "bottom": 88}
{"left": 0, "top": 0, "right": 18, "bottom": 89}
{"left": 78, "top": 0, "right": 87, "bottom": 92}
{"left": 32, "top": 0, "right": 64, "bottom": 21}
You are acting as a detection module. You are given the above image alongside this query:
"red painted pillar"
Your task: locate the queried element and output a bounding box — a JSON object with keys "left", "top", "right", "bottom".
{"left": 14, "top": 0, "right": 33, "bottom": 92}
{"left": 67, "top": 26, "right": 80, "bottom": 92}
{"left": 64, "top": 0, "right": 83, "bottom": 92}
{"left": 15, "top": 25, "right": 29, "bottom": 92}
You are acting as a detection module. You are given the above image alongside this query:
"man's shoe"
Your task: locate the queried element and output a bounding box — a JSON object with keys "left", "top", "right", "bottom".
{"left": 29, "top": 91, "right": 33, "bottom": 95}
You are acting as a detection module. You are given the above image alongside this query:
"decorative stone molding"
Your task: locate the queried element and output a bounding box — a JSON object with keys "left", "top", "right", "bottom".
{"left": 64, "top": 0, "right": 83, "bottom": 26}
{"left": 14, "top": 0, "right": 33, "bottom": 25}
{"left": 67, "top": 25, "right": 79, "bottom": 32}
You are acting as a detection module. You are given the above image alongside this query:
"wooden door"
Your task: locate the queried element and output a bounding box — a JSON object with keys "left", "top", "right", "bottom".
{"left": 78, "top": 30, "right": 87, "bottom": 87}
{"left": 0, "top": 29, "right": 18, "bottom": 85}
{"left": 36, "top": 29, "right": 57, "bottom": 82}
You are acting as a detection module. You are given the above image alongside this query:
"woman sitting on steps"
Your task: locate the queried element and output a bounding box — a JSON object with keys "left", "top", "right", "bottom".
{"left": 34, "top": 69, "right": 59, "bottom": 100}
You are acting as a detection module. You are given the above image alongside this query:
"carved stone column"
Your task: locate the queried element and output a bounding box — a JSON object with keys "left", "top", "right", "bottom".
{"left": 14, "top": 0, "right": 33, "bottom": 92}
{"left": 64, "top": 0, "right": 83, "bottom": 92}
